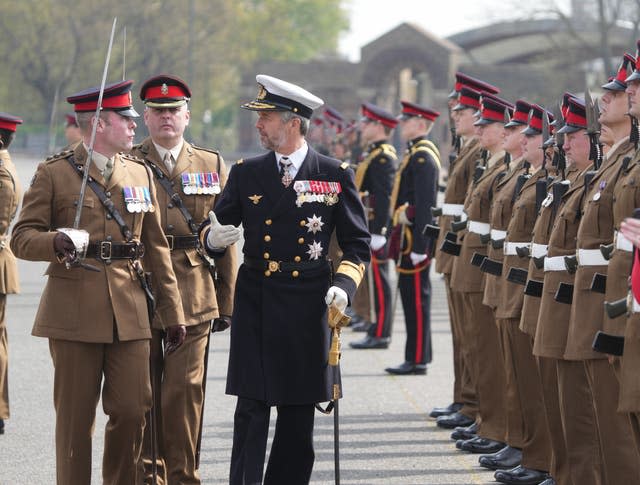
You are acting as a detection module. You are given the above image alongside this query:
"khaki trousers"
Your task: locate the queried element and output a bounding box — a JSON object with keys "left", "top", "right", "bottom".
{"left": 49, "top": 337, "right": 151, "bottom": 485}
{"left": 462, "top": 292, "right": 506, "bottom": 442}
{"left": 557, "top": 359, "right": 604, "bottom": 485}
{"left": 444, "top": 275, "right": 466, "bottom": 405}
{"left": 537, "top": 356, "right": 573, "bottom": 485}
{"left": 585, "top": 359, "right": 640, "bottom": 484}
{"left": 0, "top": 294, "right": 8, "bottom": 420}
{"left": 143, "top": 322, "right": 211, "bottom": 485}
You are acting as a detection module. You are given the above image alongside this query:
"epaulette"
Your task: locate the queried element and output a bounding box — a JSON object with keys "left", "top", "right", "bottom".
{"left": 340, "top": 162, "right": 349, "bottom": 170}
{"left": 120, "top": 152, "right": 146, "bottom": 164}
{"left": 380, "top": 143, "right": 397, "bottom": 159}
{"left": 44, "top": 149, "right": 74, "bottom": 164}
{"left": 236, "top": 159, "right": 244, "bottom": 165}
{"left": 132, "top": 142, "right": 148, "bottom": 154}
{"left": 190, "top": 144, "right": 220, "bottom": 156}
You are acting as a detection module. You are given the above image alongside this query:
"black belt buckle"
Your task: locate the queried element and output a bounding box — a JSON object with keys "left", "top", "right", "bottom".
{"left": 100, "top": 241, "right": 112, "bottom": 260}
{"left": 166, "top": 234, "right": 175, "bottom": 250}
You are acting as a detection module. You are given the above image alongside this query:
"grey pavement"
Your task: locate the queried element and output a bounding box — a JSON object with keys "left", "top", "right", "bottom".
{"left": 0, "top": 155, "right": 497, "bottom": 484}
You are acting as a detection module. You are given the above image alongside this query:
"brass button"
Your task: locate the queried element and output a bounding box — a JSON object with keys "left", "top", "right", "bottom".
{"left": 294, "top": 256, "right": 301, "bottom": 262}
{"left": 264, "top": 235, "right": 271, "bottom": 242}
{"left": 292, "top": 270, "right": 299, "bottom": 278}
{"left": 263, "top": 252, "right": 270, "bottom": 259}
{"left": 264, "top": 270, "right": 271, "bottom": 277}
{"left": 298, "top": 237, "right": 304, "bottom": 244}
{"left": 265, "top": 219, "right": 272, "bottom": 225}
{"left": 300, "top": 220, "right": 306, "bottom": 226}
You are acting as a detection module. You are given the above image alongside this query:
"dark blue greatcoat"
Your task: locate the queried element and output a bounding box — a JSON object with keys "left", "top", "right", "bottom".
{"left": 212, "top": 147, "right": 370, "bottom": 405}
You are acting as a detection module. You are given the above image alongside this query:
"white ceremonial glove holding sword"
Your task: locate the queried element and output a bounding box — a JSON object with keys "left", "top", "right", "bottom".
{"left": 206, "top": 211, "right": 242, "bottom": 249}
{"left": 325, "top": 286, "right": 348, "bottom": 313}
{"left": 370, "top": 234, "right": 386, "bottom": 252}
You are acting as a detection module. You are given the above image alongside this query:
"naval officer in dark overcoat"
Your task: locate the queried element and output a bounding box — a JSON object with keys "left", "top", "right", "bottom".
{"left": 199, "top": 74, "right": 371, "bottom": 485}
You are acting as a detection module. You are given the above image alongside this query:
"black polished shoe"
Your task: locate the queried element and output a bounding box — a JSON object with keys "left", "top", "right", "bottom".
{"left": 451, "top": 421, "right": 478, "bottom": 441}
{"left": 479, "top": 445, "right": 522, "bottom": 470}
{"left": 494, "top": 465, "right": 549, "bottom": 485}
{"left": 349, "top": 335, "right": 390, "bottom": 349}
{"left": 429, "top": 401, "right": 463, "bottom": 418}
{"left": 435, "top": 411, "right": 474, "bottom": 429}
{"left": 459, "top": 436, "right": 506, "bottom": 454}
{"left": 350, "top": 319, "right": 372, "bottom": 332}
{"left": 384, "top": 361, "right": 427, "bottom": 375}
{"left": 0, "top": 418, "right": 4, "bottom": 435}
{"left": 538, "top": 479, "right": 555, "bottom": 485}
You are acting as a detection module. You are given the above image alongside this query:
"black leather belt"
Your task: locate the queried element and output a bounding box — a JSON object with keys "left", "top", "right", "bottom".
{"left": 165, "top": 234, "right": 200, "bottom": 250}
{"left": 243, "top": 257, "right": 328, "bottom": 273}
{"left": 86, "top": 241, "right": 145, "bottom": 260}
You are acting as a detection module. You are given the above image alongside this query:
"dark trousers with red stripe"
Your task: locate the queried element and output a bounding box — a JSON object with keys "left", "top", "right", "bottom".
{"left": 398, "top": 263, "right": 432, "bottom": 364}
{"left": 366, "top": 256, "right": 393, "bottom": 339}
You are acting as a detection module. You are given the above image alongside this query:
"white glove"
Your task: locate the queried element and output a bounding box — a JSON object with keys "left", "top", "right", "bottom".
{"left": 325, "top": 286, "right": 348, "bottom": 313}
{"left": 206, "top": 211, "right": 241, "bottom": 249}
{"left": 410, "top": 252, "right": 428, "bottom": 266}
{"left": 398, "top": 208, "right": 413, "bottom": 226}
{"left": 370, "top": 234, "right": 386, "bottom": 252}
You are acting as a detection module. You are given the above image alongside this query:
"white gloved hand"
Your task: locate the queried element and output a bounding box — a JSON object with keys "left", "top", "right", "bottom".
{"left": 206, "top": 211, "right": 241, "bottom": 249}
{"left": 398, "top": 208, "right": 413, "bottom": 226}
{"left": 410, "top": 252, "right": 428, "bottom": 266}
{"left": 370, "top": 234, "right": 387, "bottom": 252}
{"left": 325, "top": 286, "right": 348, "bottom": 313}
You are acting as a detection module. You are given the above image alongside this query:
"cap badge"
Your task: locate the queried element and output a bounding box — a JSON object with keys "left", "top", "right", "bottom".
{"left": 257, "top": 85, "right": 267, "bottom": 100}
{"left": 161, "top": 83, "right": 169, "bottom": 95}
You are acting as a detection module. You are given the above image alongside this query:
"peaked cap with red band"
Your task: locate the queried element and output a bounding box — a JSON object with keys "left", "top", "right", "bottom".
{"left": 626, "top": 40, "right": 640, "bottom": 83}
{"left": 603, "top": 53, "right": 636, "bottom": 91}
{"left": 0, "top": 113, "right": 23, "bottom": 132}
{"left": 398, "top": 100, "right": 440, "bottom": 121}
{"left": 140, "top": 74, "right": 191, "bottom": 108}
{"left": 453, "top": 86, "right": 482, "bottom": 111}
{"left": 449, "top": 72, "right": 500, "bottom": 99}
{"left": 522, "top": 104, "right": 554, "bottom": 135}
{"left": 361, "top": 102, "right": 398, "bottom": 128}
{"left": 557, "top": 96, "right": 586, "bottom": 134}
{"left": 323, "top": 106, "right": 345, "bottom": 132}
{"left": 474, "top": 94, "right": 513, "bottom": 126}
{"left": 67, "top": 79, "right": 139, "bottom": 118}
{"left": 504, "top": 99, "right": 532, "bottom": 128}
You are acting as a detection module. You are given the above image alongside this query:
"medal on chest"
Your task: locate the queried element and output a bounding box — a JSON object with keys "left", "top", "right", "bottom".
{"left": 593, "top": 180, "right": 606, "bottom": 201}
{"left": 293, "top": 180, "right": 342, "bottom": 207}
{"left": 123, "top": 186, "right": 155, "bottom": 213}
{"left": 181, "top": 172, "right": 220, "bottom": 195}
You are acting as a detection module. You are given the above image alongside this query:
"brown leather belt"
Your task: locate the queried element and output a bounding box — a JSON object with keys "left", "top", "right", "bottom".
{"left": 165, "top": 234, "right": 200, "bottom": 250}
{"left": 243, "top": 257, "right": 327, "bottom": 273}
{"left": 86, "top": 241, "right": 145, "bottom": 260}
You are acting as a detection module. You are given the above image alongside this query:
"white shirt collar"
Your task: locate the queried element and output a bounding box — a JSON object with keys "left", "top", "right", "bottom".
{"left": 276, "top": 141, "right": 308, "bottom": 173}
{"left": 153, "top": 139, "right": 184, "bottom": 163}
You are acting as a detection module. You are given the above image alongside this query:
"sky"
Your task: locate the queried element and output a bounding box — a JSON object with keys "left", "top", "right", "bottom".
{"left": 337, "top": 0, "right": 571, "bottom": 61}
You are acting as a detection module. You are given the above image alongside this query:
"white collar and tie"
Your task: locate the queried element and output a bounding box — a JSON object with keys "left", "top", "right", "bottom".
{"left": 276, "top": 141, "right": 308, "bottom": 186}
{"left": 153, "top": 140, "right": 184, "bottom": 174}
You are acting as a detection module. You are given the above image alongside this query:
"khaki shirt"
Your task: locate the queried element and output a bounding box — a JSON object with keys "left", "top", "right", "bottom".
{"left": 0, "top": 150, "right": 21, "bottom": 294}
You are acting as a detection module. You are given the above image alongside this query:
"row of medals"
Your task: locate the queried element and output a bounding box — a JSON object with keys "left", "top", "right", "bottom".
{"left": 181, "top": 172, "right": 221, "bottom": 195}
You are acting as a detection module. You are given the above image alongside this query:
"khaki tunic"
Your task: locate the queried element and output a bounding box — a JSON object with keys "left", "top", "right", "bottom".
{"left": 435, "top": 137, "right": 480, "bottom": 275}
{"left": 603, "top": 154, "right": 640, "bottom": 336}
{"left": 483, "top": 158, "right": 527, "bottom": 309}
{"left": 11, "top": 144, "right": 185, "bottom": 342}
{"left": 565, "top": 138, "right": 634, "bottom": 361}
{"left": 534, "top": 171, "right": 587, "bottom": 359}
{"left": 450, "top": 152, "right": 506, "bottom": 292}
{"left": 498, "top": 168, "right": 548, "bottom": 319}
{"left": 521, "top": 166, "right": 580, "bottom": 337}
{"left": 132, "top": 139, "right": 237, "bottom": 328}
{"left": 0, "top": 150, "right": 21, "bottom": 295}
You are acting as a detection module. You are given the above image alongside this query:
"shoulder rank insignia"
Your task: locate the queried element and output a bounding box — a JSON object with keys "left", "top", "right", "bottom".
{"left": 249, "top": 194, "right": 263, "bottom": 205}
{"left": 340, "top": 162, "right": 349, "bottom": 170}
{"left": 236, "top": 159, "right": 244, "bottom": 165}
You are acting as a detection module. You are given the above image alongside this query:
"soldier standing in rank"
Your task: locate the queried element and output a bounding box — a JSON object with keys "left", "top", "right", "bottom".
{"left": 11, "top": 80, "right": 187, "bottom": 485}
{"left": 430, "top": 73, "right": 500, "bottom": 424}
{"left": 349, "top": 102, "right": 397, "bottom": 349}
{"left": 63, "top": 113, "right": 82, "bottom": 150}
{"left": 199, "top": 74, "right": 370, "bottom": 484}
{"left": 0, "top": 113, "right": 22, "bottom": 436}
{"left": 132, "top": 74, "right": 238, "bottom": 485}
{"left": 381, "top": 101, "right": 440, "bottom": 374}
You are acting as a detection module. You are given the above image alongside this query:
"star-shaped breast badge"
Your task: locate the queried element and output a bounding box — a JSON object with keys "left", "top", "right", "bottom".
{"left": 306, "top": 241, "right": 323, "bottom": 260}
{"left": 306, "top": 214, "right": 324, "bottom": 234}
